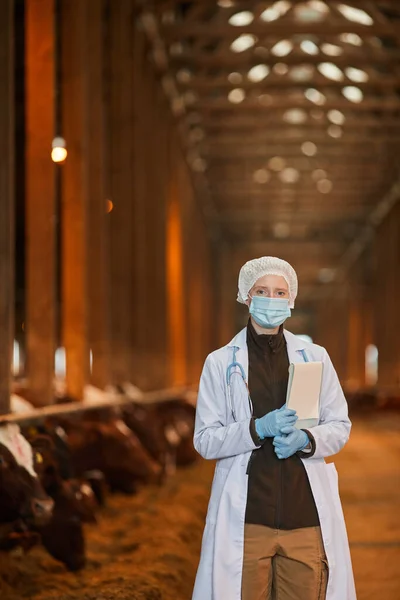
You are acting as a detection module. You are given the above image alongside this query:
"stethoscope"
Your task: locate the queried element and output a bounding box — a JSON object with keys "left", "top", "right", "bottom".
{"left": 226, "top": 345, "right": 309, "bottom": 422}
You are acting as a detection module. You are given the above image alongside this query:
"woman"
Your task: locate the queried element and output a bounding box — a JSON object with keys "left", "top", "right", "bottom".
{"left": 192, "top": 256, "right": 356, "bottom": 600}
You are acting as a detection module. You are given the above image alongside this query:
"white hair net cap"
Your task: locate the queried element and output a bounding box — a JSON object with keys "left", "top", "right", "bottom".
{"left": 237, "top": 256, "right": 298, "bottom": 309}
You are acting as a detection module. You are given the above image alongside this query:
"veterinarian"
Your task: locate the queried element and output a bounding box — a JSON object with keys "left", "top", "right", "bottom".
{"left": 192, "top": 256, "right": 356, "bottom": 600}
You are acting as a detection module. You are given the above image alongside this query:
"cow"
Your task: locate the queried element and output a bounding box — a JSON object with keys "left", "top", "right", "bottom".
{"left": 51, "top": 411, "right": 162, "bottom": 494}
{"left": 154, "top": 399, "right": 198, "bottom": 466}
{"left": 0, "top": 423, "right": 54, "bottom": 551}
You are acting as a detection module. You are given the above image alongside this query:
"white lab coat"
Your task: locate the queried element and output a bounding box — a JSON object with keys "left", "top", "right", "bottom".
{"left": 192, "top": 327, "right": 356, "bottom": 600}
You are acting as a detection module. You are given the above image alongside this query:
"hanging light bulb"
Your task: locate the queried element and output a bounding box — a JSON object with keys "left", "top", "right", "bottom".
{"left": 51, "top": 137, "right": 67, "bottom": 163}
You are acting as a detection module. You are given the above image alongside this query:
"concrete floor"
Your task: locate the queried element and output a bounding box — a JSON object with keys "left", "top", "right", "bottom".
{"left": 334, "top": 412, "right": 400, "bottom": 600}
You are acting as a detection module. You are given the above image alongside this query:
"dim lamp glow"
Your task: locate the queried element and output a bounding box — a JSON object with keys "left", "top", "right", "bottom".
{"left": 51, "top": 137, "right": 67, "bottom": 163}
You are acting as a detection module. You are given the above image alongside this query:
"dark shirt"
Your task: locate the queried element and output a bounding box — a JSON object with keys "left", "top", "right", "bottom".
{"left": 245, "top": 319, "right": 320, "bottom": 530}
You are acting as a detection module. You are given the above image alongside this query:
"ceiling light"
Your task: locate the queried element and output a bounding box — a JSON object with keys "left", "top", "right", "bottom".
{"left": 300, "top": 40, "right": 319, "bottom": 55}
{"left": 317, "top": 62, "right": 344, "bottom": 81}
{"left": 289, "top": 65, "right": 314, "bottom": 82}
{"left": 169, "top": 43, "right": 184, "bottom": 57}
{"left": 337, "top": 4, "right": 373, "bottom": 26}
{"left": 308, "top": 0, "right": 329, "bottom": 11}
{"left": 318, "top": 268, "right": 336, "bottom": 283}
{"left": 339, "top": 33, "right": 363, "bottom": 46}
{"left": 294, "top": 1, "right": 329, "bottom": 22}
{"left": 253, "top": 169, "right": 271, "bottom": 184}
{"left": 279, "top": 167, "right": 300, "bottom": 183}
{"left": 248, "top": 64, "right": 270, "bottom": 82}
{"left": 269, "top": 156, "right": 286, "bottom": 171}
{"left": 51, "top": 137, "right": 67, "bottom": 163}
{"left": 301, "top": 141, "right": 317, "bottom": 156}
{"left": 327, "top": 109, "right": 345, "bottom": 125}
{"left": 229, "top": 11, "right": 254, "bottom": 26}
{"left": 321, "top": 43, "right": 343, "bottom": 56}
{"left": 283, "top": 108, "right": 307, "bottom": 124}
{"left": 260, "top": 1, "right": 291, "bottom": 22}
{"left": 317, "top": 178, "right": 333, "bottom": 193}
{"left": 327, "top": 124, "right": 343, "bottom": 138}
{"left": 228, "top": 88, "right": 245, "bottom": 103}
{"left": 228, "top": 72, "right": 243, "bottom": 84}
{"left": 183, "top": 91, "right": 197, "bottom": 105}
{"left": 305, "top": 88, "right": 326, "bottom": 105}
{"left": 312, "top": 168, "right": 327, "bottom": 181}
{"left": 230, "top": 34, "right": 257, "bottom": 53}
{"left": 345, "top": 66, "right": 369, "bottom": 83}
{"left": 176, "top": 69, "right": 192, "bottom": 83}
{"left": 192, "top": 157, "right": 207, "bottom": 173}
{"left": 273, "top": 222, "right": 291, "bottom": 239}
{"left": 271, "top": 40, "right": 293, "bottom": 57}
{"left": 273, "top": 62, "right": 289, "bottom": 75}
{"left": 342, "top": 85, "right": 363, "bottom": 103}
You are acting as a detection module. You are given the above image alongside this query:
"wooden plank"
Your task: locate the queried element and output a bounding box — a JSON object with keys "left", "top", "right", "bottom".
{"left": 0, "top": 0, "right": 14, "bottom": 415}
{"left": 25, "top": 0, "right": 56, "bottom": 406}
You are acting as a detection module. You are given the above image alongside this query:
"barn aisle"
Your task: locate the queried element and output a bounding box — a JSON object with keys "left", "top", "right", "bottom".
{"left": 0, "top": 413, "right": 399, "bottom": 600}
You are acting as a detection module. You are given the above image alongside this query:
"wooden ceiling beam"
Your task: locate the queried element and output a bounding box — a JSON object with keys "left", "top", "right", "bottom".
{"left": 170, "top": 50, "right": 400, "bottom": 69}
{"left": 203, "top": 146, "right": 395, "bottom": 157}
{"left": 178, "top": 75, "right": 400, "bottom": 91}
{"left": 216, "top": 209, "right": 367, "bottom": 219}
{"left": 195, "top": 97, "right": 400, "bottom": 111}
{"left": 162, "top": 22, "right": 400, "bottom": 40}
{"left": 205, "top": 133, "right": 400, "bottom": 144}
{"left": 200, "top": 119, "right": 400, "bottom": 131}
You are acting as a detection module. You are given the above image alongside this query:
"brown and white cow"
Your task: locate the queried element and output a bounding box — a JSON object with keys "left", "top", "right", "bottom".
{"left": 0, "top": 423, "right": 54, "bottom": 550}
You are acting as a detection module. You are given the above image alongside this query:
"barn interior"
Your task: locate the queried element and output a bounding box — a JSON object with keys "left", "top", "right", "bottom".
{"left": 0, "top": 1, "right": 399, "bottom": 599}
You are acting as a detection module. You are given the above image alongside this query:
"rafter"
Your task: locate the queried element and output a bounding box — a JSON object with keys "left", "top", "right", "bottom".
{"left": 177, "top": 74, "right": 400, "bottom": 92}
{"left": 162, "top": 22, "right": 400, "bottom": 41}
{"left": 195, "top": 97, "right": 400, "bottom": 111}
{"left": 204, "top": 133, "right": 400, "bottom": 144}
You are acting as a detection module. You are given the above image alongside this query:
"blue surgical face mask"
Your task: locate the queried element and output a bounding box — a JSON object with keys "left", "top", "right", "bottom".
{"left": 249, "top": 296, "right": 291, "bottom": 329}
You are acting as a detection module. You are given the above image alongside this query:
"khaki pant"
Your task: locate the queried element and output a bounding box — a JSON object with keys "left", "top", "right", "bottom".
{"left": 241, "top": 524, "right": 328, "bottom": 600}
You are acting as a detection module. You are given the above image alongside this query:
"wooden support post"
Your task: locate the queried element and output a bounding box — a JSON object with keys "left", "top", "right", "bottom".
{"left": 0, "top": 0, "right": 14, "bottom": 415}
{"left": 315, "top": 291, "right": 348, "bottom": 382}
{"left": 346, "top": 289, "right": 367, "bottom": 389}
{"left": 374, "top": 202, "right": 400, "bottom": 388}
{"left": 132, "top": 27, "right": 147, "bottom": 389}
{"left": 60, "top": 0, "right": 89, "bottom": 400}
{"left": 84, "top": 0, "right": 111, "bottom": 389}
{"left": 166, "top": 167, "right": 187, "bottom": 387}
{"left": 107, "top": 0, "right": 135, "bottom": 386}
{"left": 25, "top": 0, "right": 56, "bottom": 405}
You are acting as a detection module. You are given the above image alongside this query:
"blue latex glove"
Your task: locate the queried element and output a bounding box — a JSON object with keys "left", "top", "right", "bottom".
{"left": 273, "top": 429, "right": 309, "bottom": 459}
{"left": 255, "top": 406, "right": 298, "bottom": 440}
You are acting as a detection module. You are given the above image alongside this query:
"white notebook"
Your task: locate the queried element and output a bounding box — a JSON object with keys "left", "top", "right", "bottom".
{"left": 285, "top": 362, "right": 323, "bottom": 429}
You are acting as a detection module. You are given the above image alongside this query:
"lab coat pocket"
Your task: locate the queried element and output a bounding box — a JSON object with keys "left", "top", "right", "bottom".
{"left": 205, "top": 466, "right": 229, "bottom": 525}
